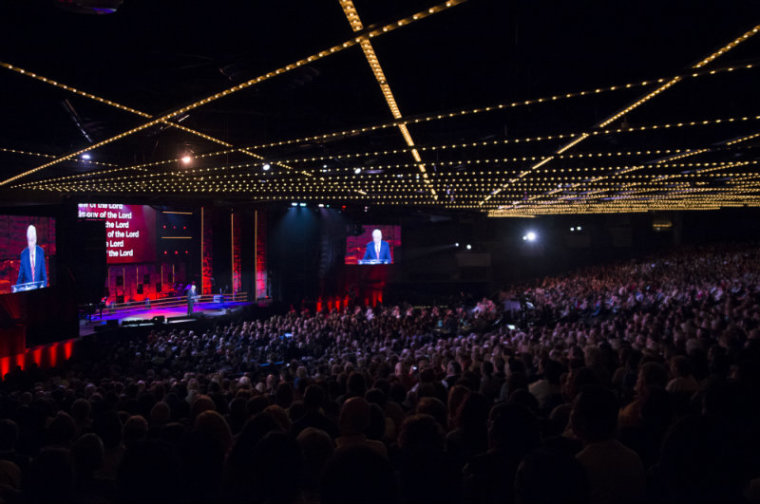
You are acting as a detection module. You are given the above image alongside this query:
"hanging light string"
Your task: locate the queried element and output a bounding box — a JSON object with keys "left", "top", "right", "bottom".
{"left": 0, "top": 0, "right": 468, "bottom": 187}
{"left": 20, "top": 111, "right": 760, "bottom": 189}
{"left": 482, "top": 23, "right": 760, "bottom": 206}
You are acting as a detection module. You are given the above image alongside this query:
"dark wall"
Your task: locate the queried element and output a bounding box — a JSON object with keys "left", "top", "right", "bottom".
{"left": 268, "top": 204, "right": 760, "bottom": 305}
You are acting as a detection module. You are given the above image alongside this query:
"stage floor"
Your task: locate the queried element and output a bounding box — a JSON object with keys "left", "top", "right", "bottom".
{"left": 79, "top": 300, "right": 251, "bottom": 336}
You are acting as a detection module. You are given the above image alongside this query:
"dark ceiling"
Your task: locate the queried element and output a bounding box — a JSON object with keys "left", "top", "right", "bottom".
{"left": 1, "top": 0, "right": 760, "bottom": 215}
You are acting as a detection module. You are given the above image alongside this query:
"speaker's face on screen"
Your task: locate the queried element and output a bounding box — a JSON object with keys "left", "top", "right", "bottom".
{"left": 27, "top": 225, "right": 37, "bottom": 250}
{"left": 372, "top": 229, "right": 382, "bottom": 244}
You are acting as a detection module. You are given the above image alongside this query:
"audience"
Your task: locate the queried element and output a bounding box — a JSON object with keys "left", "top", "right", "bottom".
{"left": 1, "top": 243, "right": 760, "bottom": 502}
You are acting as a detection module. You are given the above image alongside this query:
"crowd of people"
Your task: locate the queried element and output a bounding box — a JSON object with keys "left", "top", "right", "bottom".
{"left": 2, "top": 243, "right": 760, "bottom": 503}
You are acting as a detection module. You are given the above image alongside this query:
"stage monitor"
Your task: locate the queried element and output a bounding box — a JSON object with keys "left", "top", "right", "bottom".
{"left": 0, "top": 215, "right": 56, "bottom": 295}
{"left": 345, "top": 225, "right": 400, "bottom": 265}
{"left": 77, "top": 203, "right": 156, "bottom": 264}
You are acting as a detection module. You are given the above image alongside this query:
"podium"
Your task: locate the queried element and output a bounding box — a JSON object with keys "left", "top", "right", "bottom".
{"left": 357, "top": 259, "right": 390, "bottom": 265}
{"left": 11, "top": 281, "right": 45, "bottom": 293}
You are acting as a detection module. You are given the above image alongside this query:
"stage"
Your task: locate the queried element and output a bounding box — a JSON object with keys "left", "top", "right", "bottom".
{"left": 79, "top": 293, "right": 252, "bottom": 335}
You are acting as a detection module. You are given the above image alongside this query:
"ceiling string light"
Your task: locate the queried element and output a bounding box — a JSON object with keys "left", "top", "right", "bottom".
{"left": 338, "top": 0, "right": 439, "bottom": 199}
{"left": 483, "top": 23, "right": 760, "bottom": 207}
{"left": 0, "top": 0, "right": 467, "bottom": 187}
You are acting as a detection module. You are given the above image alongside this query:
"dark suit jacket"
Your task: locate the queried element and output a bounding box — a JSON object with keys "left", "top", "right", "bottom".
{"left": 362, "top": 240, "right": 391, "bottom": 262}
{"left": 17, "top": 245, "right": 46, "bottom": 286}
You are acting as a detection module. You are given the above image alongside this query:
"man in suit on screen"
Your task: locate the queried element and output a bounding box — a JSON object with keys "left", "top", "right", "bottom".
{"left": 362, "top": 228, "right": 392, "bottom": 264}
{"left": 16, "top": 224, "right": 47, "bottom": 289}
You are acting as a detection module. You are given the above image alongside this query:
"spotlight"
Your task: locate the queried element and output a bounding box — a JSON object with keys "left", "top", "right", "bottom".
{"left": 318, "top": 203, "right": 325, "bottom": 208}
{"left": 455, "top": 242, "right": 460, "bottom": 247}
{"left": 577, "top": 226, "right": 582, "bottom": 231}
{"left": 81, "top": 153, "right": 91, "bottom": 160}
{"left": 291, "top": 202, "right": 298, "bottom": 207}
{"left": 181, "top": 155, "right": 192, "bottom": 165}
{"left": 354, "top": 168, "right": 362, "bottom": 175}
{"left": 299, "top": 202, "right": 307, "bottom": 207}
{"left": 263, "top": 163, "right": 271, "bottom": 171}
{"left": 525, "top": 231, "right": 537, "bottom": 242}
{"left": 570, "top": 227, "right": 575, "bottom": 232}
{"left": 466, "top": 244, "right": 472, "bottom": 250}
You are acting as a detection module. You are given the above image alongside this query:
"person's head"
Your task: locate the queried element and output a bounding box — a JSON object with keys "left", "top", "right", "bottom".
{"left": 372, "top": 229, "right": 382, "bottom": 244}
{"left": 416, "top": 397, "right": 447, "bottom": 429}
{"left": 670, "top": 355, "right": 692, "bottom": 379}
{"left": 398, "top": 414, "right": 444, "bottom": 453}
{"left": 122, "top": 415, "right": 149, "bottom": 448}
{"left": 515, "top": 448, "right": 590, "bottom": 504}
{"left": 194, "top": 410, "right": 233, "bottom": 454}
{"left": 28, "top": 447, "right": 74, "bottom": 502}
{"left": 0, "top": 419, "right": 19, "bottom": 451}
{"left": 26, "top": 224, "right": 37, "bottom": 250}
{"left": 72, "top": 433, "right": 105, "bottom": 476}
{"left": 321, "top": 446, "right": 399, "bottom": 504}
{"left": 339, "top": 397, "right": 371, "bottom": 436}
{"left": 297, "top": 428, "right": 334, "bottom": 492}
{"left": 304, "top": 384, "right": 325, "bottom": 411}
{"left": 570, "top": 385, "right": 618, "bottom": 443}
{"left": 636, "top": 361, "right": 668, "bottom": 398}
{"left": 251, "top": 431, "right": 305, "bottom": 503}
{"left": 117, "top": 440, "right": 180, "bottom": 503}
{"left": 489, "top": 403, "right": 539, "bottom": 456}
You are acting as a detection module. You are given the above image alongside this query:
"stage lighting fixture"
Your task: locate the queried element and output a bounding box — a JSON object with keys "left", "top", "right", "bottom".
{"left": 263, "top": 163, "right": 271, "bottom": 171}
{"left": 181, "top": 155, "right": 193, "bottom": 165}
{"left": 526, "top": 231, "right": 537, "bottom": 242}
{"left": 291, "top": 202, "right": 298, "bottom": 207}
{"left": 318, "top": 203, "right": 325, "bottom": 208}
{"left": 570, "top": 227, "right": 575, "bottom": 232}
{"left": 466, "top": 244, "right": 472, "bottom": 250}
{"left": 354, "top": 168, "right": 362, "bottom": 174}
{"left": 81, "top": 153, "right": 91, "bottom": 160}
{"left": 299, "top": 202, "right": 307, "bottom": 207}
{"left": 455, "top": 242, "right": 460, "bottom": 247}
{"left": 577, "top": 226, "right": 582, "bottom": 231}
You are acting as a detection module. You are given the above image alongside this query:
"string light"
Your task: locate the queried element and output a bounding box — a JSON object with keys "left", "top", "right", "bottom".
{"left": 24, "top": 112, "right": 757, "bottom": 189}
{"left": 339, "top": 0, "right": 437, "bottom": 198}
{"left": 236, "top": 60, "right": 757, "bottom": 152}
{"left": 486, "top": 23, "right": 760, "bottom": 207}
{"left": 0, "top": 0, "right": 467, "bottom": 187}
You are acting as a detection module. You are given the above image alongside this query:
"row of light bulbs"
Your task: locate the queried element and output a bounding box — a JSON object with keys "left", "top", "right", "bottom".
{"left": 482, "top": 23, "right": 760, "bottom": 206}
{"left": 27, "top": 157, "right": 759, "bottom": 192}
{"left": 20, "top": 111, "right": 759, "bottom": 190}
{"left": 0, "top": 0, "right": 466, "bottom": 187}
